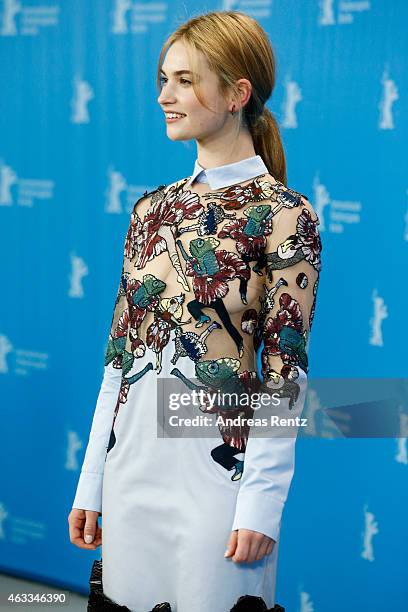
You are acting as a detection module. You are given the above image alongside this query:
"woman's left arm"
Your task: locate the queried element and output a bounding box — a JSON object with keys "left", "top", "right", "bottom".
{"left": 226, "top": 195, "right": 323, "bottom": 563}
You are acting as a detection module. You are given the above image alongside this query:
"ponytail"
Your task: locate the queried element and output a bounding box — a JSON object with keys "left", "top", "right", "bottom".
{"left": 246, "top": 107, "right": 287, "bottom": 187}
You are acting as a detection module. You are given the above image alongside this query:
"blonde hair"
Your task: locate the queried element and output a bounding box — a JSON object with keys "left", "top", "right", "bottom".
{"left": 157, "top": 10, "right": 287, "bottom": 186}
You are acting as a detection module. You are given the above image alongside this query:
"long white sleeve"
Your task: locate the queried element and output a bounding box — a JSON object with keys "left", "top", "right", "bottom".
{"left": 71, "top": 361, "right": 123, "bottom": 513}
{"left": 231, "top": 195, "right": 322, "bottom": 542}
{"left": 71, "top": 215, "right": 134, "bottom": 513}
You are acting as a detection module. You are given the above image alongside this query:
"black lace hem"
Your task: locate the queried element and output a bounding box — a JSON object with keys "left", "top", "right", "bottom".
{"left": 87, "top": 559, "right": 285, "bottom": 612}
{"left": 230, "top": 595, "right": 285, "bottom": 611}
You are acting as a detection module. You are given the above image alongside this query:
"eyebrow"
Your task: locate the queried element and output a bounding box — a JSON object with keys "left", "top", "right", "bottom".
{"left": 160, "top": 68, "right": 194, "bottom": 76}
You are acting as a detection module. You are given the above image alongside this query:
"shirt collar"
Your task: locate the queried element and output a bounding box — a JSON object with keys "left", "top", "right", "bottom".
{"left": 185, "top": 154, "right": 268, "bottom": 189}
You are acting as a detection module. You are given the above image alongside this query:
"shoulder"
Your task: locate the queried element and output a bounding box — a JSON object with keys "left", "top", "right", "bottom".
{"left": 263, "top": 175, "right": 320, "bottom": 227}
{"left": 132, "top": 183, "right": 167, "bottom": 211}
{"left": 263, "top": 177, "right": 323, "bottom": 269}
{"left": 131, "top": 176, "right": 191, "bottom": 210}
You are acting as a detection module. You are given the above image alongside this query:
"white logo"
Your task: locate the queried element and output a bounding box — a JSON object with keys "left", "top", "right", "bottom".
{"left": 318, "top": 0, "right": 335, "bottom": 25}
{"left": 396, "top": 437, "right": 408, "bottom": 465}
{"left": 318, "top": 0, "right": 371, "bottom": 26}
{"left": 303, "top": 387, "right": 321, "bottom": 438}
{"left": 281, "top": 77, "right": 302, "bottom": 129}
{"left": 0, "top": 335, "right": 13, "bottom": 373}
{"left": 303, "top": 386, "right": 351, "bottom": 439}
{"left": 395, "top": 410, "right": 408, "bottom": 465}
{"left": 361, "top": 505, "right": 378, "bottom": 562}
{"left": 0, "top": 160, "right": 17, "bottom": 205}
{"left": 313, "top": 175, "right": 361, "bottom": 233}
{"left": 104, "top": 166, "right": 150, "bottom": 214}
{"left": 369, "top": 289, "right": 388, "bottom": 347}
{"left": 111, "top": 0, "right": 132, "bottom": 33}
{"left": 0, "top": 0, "right": 59, "bottom": 37}
{"left": 0, "top": 334, "right": 49, "bottom": 376}
{"left": 104, "top": 166, "right": 157, "bottom": 215}
{"left": 378, "top": 68, "right": 399, "bottom": 130}
{"left": 65, "top": 431, "right": 83, "bottom": 471}
{"left": 0, "top": 159, "right": 54, "bottom": 207}
{"left": 300, "top": 591, "right": 315, "bottom": 612}
{"left": 68, "top": 253, "right": 89, "bottom": 298}
{"left": 313, "top": 178, "right": 331, "bottom": 232}
{"left": 0, "top": 0, "right": 21, "bottom": 35}
{"left": 105, "top": 167, "right": 128, "bottom": 213}
{"left": 111, "top": 0, "right": 167, "bottom": 35}
{"left": 0, "top": 503, "right": 8, "bottom": 540}
{"left": 71, "top": 77, "right": 94, "bottom": 124}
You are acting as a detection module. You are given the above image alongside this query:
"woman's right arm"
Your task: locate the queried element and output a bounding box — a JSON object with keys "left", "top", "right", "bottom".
{"left": 71, "top": 251, "right": 130, "bottom": 514}
{"left": 71, "top": 355, "right": 124, "bottom": 513}
{"left": 70, "top": 186, "right": 165, "bottom": 514}
{"left": 68, "top": 227, "right": 131, "bottom": 549}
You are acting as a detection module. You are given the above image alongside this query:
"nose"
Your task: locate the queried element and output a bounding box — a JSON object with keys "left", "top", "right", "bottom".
{"left": 157, "top": 82, "right": 177, "bottom": 105}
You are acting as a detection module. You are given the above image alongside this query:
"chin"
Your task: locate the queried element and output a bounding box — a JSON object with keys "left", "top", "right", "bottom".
{"left": 166, "top": 131, "right": 193, "bottom": 142}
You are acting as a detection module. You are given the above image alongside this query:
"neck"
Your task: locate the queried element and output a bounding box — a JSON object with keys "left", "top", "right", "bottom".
{"left": 195, "top": 122, "right": 256, "bottom": 170}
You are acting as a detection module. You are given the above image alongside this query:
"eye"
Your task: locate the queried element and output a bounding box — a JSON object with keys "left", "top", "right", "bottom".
{"left": 208, "top": 362, "right": 219, "bottom": 375}
{"left": 159, "top": 76, "right": 191, "bottom": 87}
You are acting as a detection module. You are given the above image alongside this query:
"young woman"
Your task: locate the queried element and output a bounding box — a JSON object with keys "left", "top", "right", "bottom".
{"left": 68, "top": 10, "right": 322, "bottom": 612}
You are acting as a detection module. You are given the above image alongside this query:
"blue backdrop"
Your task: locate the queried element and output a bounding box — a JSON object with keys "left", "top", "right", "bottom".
{"left": 0, "top": 1, "right": 407, "bottom": 610}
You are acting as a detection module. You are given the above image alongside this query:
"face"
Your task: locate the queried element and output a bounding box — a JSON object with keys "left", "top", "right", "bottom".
{"left": 157, "top": 39, "right": 231, "bottom": 142}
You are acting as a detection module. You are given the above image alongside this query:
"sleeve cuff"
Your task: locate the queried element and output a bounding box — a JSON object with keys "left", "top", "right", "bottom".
{"left": 72, "top": 471, "right": 103, "bottom": 513}
{"left": 231, "top": 489, "right": 284, "bottom": 542}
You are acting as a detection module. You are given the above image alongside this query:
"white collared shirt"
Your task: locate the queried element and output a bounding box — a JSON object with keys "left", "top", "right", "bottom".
{"left": 185, "top": 154, "right": 268, "bottom": 189}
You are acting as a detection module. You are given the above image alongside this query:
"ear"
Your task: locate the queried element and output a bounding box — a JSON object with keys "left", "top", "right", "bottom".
{"left": 235, "top": 78, "right": 252, "bottom": 110}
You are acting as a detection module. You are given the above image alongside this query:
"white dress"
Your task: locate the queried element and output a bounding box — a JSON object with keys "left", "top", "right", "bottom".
{"left": 72, "top": 155, "right": 322, "bottom": 612}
